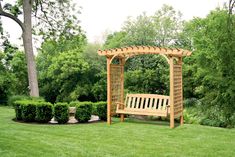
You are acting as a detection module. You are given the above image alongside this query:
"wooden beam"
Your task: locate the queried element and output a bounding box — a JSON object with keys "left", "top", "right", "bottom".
{"left": 170, "top": 57, "right": 175, "bottom": 128}
{"left": 107, "top": 57, "right": 112, "bottom": 125}
{"left": 120, "top": 58, "right": 125, "bottom": 122}
{"left": 160, "top": 54, "right": 170, "bottom": 64}
{"left": 97, "top": 46, "right": 192, "bottom": 57}
{"left": 179, "top": 57, "right": 184, "bottom": 126}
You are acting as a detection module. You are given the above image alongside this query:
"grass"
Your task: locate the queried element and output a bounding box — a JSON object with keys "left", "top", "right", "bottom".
{"left": 0, "top": 106, "right": 235, "bottom": 157}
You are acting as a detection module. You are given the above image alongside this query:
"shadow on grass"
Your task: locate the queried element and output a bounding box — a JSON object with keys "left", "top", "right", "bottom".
{"left": 12, "top": 118, "right": 104, "bottom": 125}
{"left": 111, "top": 117, "right": 181, "bottom": 128}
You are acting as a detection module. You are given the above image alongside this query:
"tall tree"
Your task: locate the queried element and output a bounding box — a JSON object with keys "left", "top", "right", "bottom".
{"left": 0, "top": 0, "right": 82, "bottom": 97}
{"left": 0, "top": 0, "right": 38, "bottom": 96}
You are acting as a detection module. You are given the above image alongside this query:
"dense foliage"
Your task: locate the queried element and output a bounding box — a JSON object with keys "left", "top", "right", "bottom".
{"left": 0, "top": 40, "right": 28, "bottom": 103}
{"left": 182, "top": 8, "right": 235, "bottom": 127}
{"left": 37, "top": 35, "right": 105, "bottom": 103}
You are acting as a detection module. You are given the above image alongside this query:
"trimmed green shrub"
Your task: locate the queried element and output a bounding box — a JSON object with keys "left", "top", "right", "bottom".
{"left": 94, "top": 101, "right": 107, "bottom": 121}
{"left": 69, "top": 101, "right": 80, "bottom": 107}
{"left": 14, "top": 101, "right": 23, "bottom": 120}
{"left": 21, "top": 101, "right": 37, "bottom": 122}
{"left": 54, "top": 103, "right": 69, "bottom": 124}
{"left": 36, "top": 102, "right": 53, "bottom": 123}
{"left": 75, "top": 102, "right": 92, "bottom": 123}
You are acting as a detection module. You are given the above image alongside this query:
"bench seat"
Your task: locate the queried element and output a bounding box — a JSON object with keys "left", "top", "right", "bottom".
{"left": 116, "top": 94, "right": 170, "bottom": 117}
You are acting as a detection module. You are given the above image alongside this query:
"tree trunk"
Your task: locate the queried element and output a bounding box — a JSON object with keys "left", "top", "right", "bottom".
{"left": 23, "top": 0, "right": 39, "bottom": 97}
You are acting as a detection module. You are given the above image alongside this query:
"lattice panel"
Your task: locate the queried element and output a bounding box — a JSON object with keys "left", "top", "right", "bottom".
{"left": 110, "top": 64, "right": 122, "bottom": 115}
{"left": 173, "top": 64, "right": 183, "bottom": 117}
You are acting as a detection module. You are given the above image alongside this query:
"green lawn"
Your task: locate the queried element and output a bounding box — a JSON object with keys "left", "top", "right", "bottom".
{"left": 0, "top": 106, "right": 235, "bottom": 157}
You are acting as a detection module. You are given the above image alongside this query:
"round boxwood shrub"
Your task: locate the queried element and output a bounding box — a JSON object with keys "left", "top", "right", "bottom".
{"left": 35, "top": 102, "right": 53, "bottom": 123}
{"left": 54, "top": 103, "right": 69, "bottom": 124}
{"left": 21, "top": 101, "right": 37, "bottom": 122}
{"left": 75, "top": 102, "right": 92, "bottom": 123}
{"left": 95, "top": 101, "right": 107, "bottom": 121}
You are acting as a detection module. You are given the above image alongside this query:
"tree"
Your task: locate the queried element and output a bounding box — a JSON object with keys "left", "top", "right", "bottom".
{"left": 183, "top": 5, "right": 235, "bottom": 127}
{"left": 37, "top": 33, "right": 87, "bottom": 102}
{"left": 122, "top": 12, "right": 156, "bottom": 46}
{"left": 0, "top": 0, "right": 82, "bottom": 97}
{"left": 0, "top": 0, "right": 39, "bottom": 96}
{"left": 152, "top": 4, "right": 184, "bottom": 46}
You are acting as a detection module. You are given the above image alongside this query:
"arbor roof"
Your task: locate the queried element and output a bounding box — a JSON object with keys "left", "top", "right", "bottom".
{"left": 98, "top": 46, "right": 192, "bottom": 58}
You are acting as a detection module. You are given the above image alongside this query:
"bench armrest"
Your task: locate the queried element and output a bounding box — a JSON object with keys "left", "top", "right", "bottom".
{"left": 116, "top": 102, "right": 124, "bottom": 110}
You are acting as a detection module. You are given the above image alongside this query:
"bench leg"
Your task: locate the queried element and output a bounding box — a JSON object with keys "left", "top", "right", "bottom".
{"left": 180, "top": 114, "right": 183, "bottom": 125}
{"left": 107, "top": 115, "right": 111, "bottom": 125}
{"left": 120, "top": 114, "right": 124, "bottom": 122}
{"left": 170, "top": 116, "right": 174, "bottom": 128}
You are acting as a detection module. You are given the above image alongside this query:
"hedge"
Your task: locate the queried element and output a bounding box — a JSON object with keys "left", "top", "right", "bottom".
{"left": 94, "top": 101, "right": 107, "bottom": 121}
{"left": 69, "top": 101, "right": 80, "bottom": 107}
{"left": 35, "top": 102, "right": 53, "bottom": 123}
{"left": 75, "top": 102, "right": 92, "bottom": 123}
{"left": 20, "top": 101, "right": 37, "bottom": 122}
{"left": 54, "top": 102, "right": 69, "bottom": 124}
{"left": 14, "top": 101, "right": 23, "bottom": 120}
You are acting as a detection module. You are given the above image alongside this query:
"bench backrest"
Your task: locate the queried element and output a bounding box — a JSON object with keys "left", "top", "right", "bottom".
{"left": 124, "top": 94, "right": 170, "bottom": 111}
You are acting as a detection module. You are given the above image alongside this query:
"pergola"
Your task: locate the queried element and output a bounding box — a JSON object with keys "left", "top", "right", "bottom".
{"left": 98, "top": 46, "right": 192, "bottom": 128}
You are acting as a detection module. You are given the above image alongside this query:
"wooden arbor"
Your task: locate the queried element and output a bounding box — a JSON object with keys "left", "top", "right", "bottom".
{"left": 97, "top": 46, "right": 192, "bottom": 128}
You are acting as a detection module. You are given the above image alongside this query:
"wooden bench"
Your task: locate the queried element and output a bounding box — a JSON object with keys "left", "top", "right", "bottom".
{"left": 116, "top": 94, "right": 170, "bottom": 117}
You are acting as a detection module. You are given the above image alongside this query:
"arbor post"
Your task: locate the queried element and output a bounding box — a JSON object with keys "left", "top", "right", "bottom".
{"left": 170, "top": 57, "right": 174, "bottom": 128}
{"left": 120, "top": 58, "right": 125, "bottom": 122}
{"left": 107, "top": 57, "right": 112, "bottom": 124}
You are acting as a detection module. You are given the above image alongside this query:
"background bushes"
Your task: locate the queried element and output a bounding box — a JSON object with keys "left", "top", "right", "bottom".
{"left": 8, "top": 95, "right": 45, "bottom": 106}
{"left": 75, "top": 102, "right": 92, "bottom": 123}
{"left": 54, "top": 103, "right": 69, "bottom": 124}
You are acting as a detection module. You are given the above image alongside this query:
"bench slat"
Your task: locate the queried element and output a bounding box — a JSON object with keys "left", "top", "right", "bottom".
{"left": 149, "top": 98, "right": 153, "bottom": 109}
{"left": 132, "top": 97, "right": 136, "bottom": 108}
{"left": 127, "top": 96, "right": 131, "bottom": 108}
{"left": 144, "top": 98, "right": 149, "bottom": 109}
{"left": 158, "top": 98, "right": 162, "bottom": 110}
{"left": 140, "top": 97, "right": 144, "bottom": 109}
{"left": 162, "top": 99, "right": 167, "bottom": 110}
{"left": 136, "top": 97, "right": 140, "bottom": 109}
